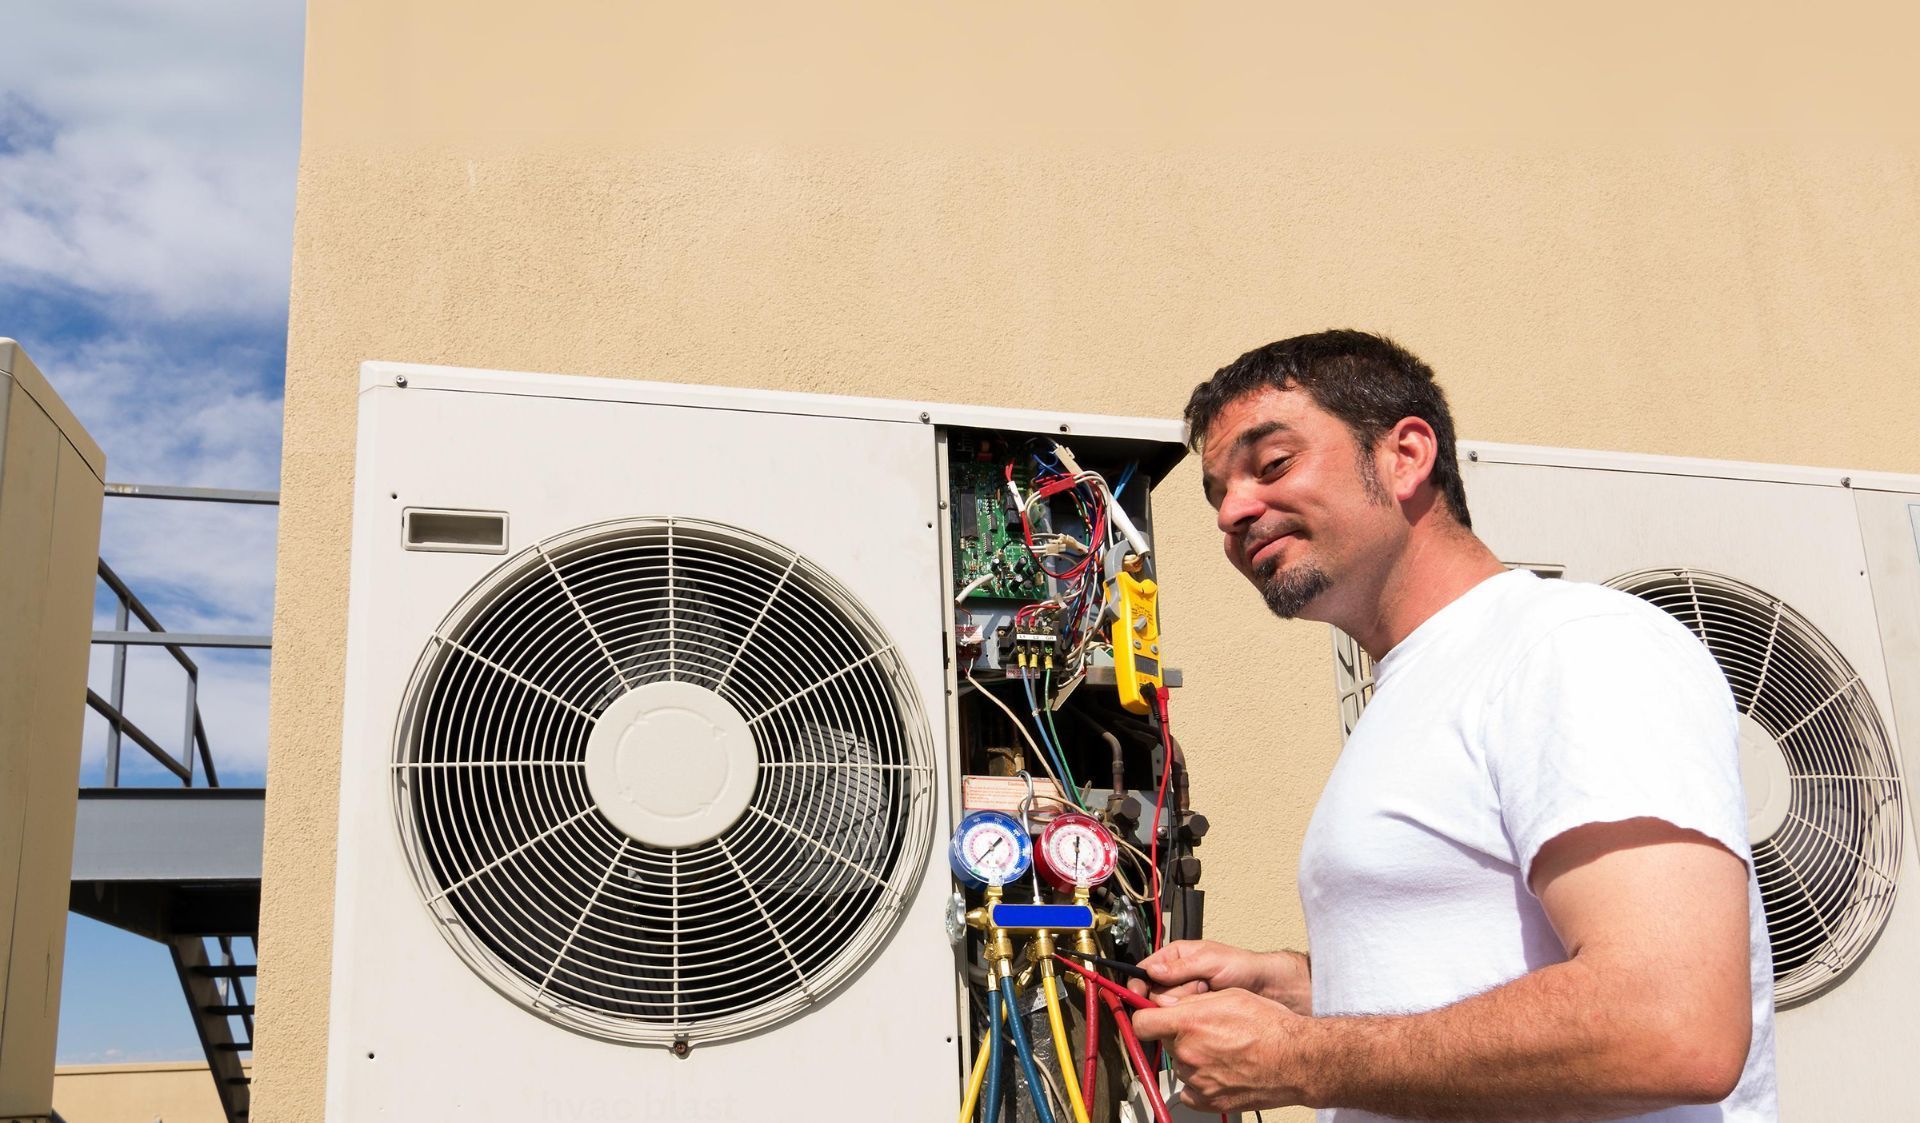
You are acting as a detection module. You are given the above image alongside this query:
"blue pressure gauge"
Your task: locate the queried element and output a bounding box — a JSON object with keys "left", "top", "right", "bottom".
{"left": 948, "top": 810, "right": 1033, "bottom": 890}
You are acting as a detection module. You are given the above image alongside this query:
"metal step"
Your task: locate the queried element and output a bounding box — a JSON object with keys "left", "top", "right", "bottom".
{"left": 168, "top": 935, "right": 253, "bottom": 1123}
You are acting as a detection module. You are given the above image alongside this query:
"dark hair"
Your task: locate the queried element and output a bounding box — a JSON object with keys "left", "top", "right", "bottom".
{"left": 1183, "top": 329, "right": 1472, "bottom": 529}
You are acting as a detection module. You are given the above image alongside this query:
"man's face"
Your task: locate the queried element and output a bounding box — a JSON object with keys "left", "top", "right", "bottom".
{"left": 1199, "top": 386, "right": 1399, "bottom": 623}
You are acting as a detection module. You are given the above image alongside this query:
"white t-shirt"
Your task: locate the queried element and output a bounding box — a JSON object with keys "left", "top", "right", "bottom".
{"left": 1299, "top": 569, "right": 1778, "bottom": 1122}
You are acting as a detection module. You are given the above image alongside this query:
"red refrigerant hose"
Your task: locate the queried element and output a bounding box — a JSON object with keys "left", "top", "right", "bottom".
{"left": 1082, "top": 972, "right": 1100, "bottom": 1109}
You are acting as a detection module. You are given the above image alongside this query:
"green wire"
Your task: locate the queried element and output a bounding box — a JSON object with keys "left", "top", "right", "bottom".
{"left": 1041, "top": 665, "right": 1084, "bottom": 807}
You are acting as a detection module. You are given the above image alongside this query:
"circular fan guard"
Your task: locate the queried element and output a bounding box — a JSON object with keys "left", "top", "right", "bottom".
{"left": 1611, "top": 568, "right": 1903, "bottom": 1006}
{"left": 392, "top": 517, "right": 937, "bottom": 1045}
{"left": 1331, "top": 629, "right": 1374, "bottom": 742}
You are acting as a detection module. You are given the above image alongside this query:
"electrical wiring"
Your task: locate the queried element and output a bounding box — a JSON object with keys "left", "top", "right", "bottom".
{"left": 1009, "top": 462, "right": 1104, "bottom": 582}
{"left": 1049, "top": 954, "right": 1152, "bottom": 1012}
{"left": 1110, "top": 836, "right": 1160, "bottom": 905}
{"left": 1147, "top": 685, "right": 1174, "bottom": 951}
{"left": 965, "top": 670, "right": 1078, "bottom": 805}
{"left": 1037, "top": 666, "right": 1084, "bottom": 804}
{"left": 1102, "top": 989, "right": 1173, "bottom": 1123}
{"left": 1040, "top": 682, "right": 1072, "bottom": 790}
{"left": 956, "top": 572, "right": 997, "bottom": 604}
{"left": 1021, "top": 671, "right": 1085, "bottom": 809}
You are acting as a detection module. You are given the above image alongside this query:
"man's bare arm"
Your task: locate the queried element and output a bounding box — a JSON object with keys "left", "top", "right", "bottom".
{"left": 1136, "top": 819, "right": 1753, "bottom": 1119}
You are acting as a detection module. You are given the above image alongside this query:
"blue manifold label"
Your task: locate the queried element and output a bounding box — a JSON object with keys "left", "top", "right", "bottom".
{"left": 989, "top": 903, "right": 1095, "bottom": 930}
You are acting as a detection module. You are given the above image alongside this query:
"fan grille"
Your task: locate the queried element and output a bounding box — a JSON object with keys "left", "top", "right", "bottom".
{"left": 1612, "top": 568, "right": 1904, "bottom": 1006}
{"left": 1331, "top": 630, "right": 1374, "bottom": 741}
{"left": 392, "top": 517, "right": 937, "bottom": 1044}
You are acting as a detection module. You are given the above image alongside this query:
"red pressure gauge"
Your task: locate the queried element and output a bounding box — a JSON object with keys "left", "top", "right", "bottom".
{"left": 1034, "top": 812, "right": 1119, "bottom": 890}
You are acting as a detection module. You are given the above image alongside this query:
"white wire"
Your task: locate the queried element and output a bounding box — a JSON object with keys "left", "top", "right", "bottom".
{"left": 955, "top": 572, "right": 996, "bottom": 604}
{"left": 965, "top": 670, "right": 1073, "bottom": 797}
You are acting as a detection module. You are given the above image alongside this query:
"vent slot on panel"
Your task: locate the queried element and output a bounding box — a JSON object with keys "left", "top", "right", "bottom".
{"left": 404, "top": 508, "right": 509, "bottom": 553}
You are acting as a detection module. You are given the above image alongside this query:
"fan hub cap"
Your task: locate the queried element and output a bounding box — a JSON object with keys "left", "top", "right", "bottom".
{"left": 584, "top": 681, "right": 759, "bottom": 849}
{"left": 1737, "top": 712, "right": 1793, "bottom": 844}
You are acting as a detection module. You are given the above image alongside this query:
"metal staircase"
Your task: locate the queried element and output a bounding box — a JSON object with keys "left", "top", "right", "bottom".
{"left": 69, "top": 483, "right": 274, "bottom": 1123}
{"left": 172, "top": 937, "right": 256, "bottom": 1119}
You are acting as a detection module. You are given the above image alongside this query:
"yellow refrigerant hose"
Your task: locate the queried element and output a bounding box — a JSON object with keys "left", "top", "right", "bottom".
{"left": 959, "top": 1017, "right": 993, "bottom": 1123}
{"left": 1042, "top": 968, "right": 1094, "bottom": 1123}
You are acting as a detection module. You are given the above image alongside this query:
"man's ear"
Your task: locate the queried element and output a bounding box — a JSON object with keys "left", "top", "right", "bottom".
{"left": 1379, "top": 417, "right": 1440, "bottom": 504}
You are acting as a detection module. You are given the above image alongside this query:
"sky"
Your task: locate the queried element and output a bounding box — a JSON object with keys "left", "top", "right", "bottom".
{"left": 0, "top": 0, "right": 305, "bottom": 1063}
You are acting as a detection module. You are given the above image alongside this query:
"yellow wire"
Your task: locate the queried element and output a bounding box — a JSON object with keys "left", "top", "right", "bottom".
{"left": 1042, "top": 969, "right": 1094, "bottom": 1123}
{"left": 958, "top": 1013, "right": 992, "bottom": 1123}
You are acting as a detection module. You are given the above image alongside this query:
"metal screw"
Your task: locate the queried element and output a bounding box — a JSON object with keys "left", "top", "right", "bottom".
{"left": 1841, "top": 476, "right": 1852, "bottom": 488}
{"left": 671, "top": 1037, "right": 692, "bottom": 1059}
{"left": 919, "top": 411, "right": 931, "bottom": 423}
{"left": 1467, "top": 450, "right": 1478, "bottom": 461}
{"left": 394, "top": 374, "right": 408, "bottom": 388}
{"left": 938, "top": 499, "right": 949, "bottom": 509}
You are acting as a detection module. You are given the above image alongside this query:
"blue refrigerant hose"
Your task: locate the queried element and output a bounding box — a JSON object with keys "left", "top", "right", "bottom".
{"left": 983, "top": 985, "right": 1004, "bottom": 1123}
{"left": 999, "top": 974, "right": 1060, "bottom": 1123}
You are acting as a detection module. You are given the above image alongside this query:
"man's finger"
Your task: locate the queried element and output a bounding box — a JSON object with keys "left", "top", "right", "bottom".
{"left": 1139, "top": 940, "right": 1207, "bottom": 982}
{"left": 1150, "top": 980, "right": 1209, "bottom": 1001}
{"left": 1128, "top": 1006, "right": 1180, "bottom": 1043}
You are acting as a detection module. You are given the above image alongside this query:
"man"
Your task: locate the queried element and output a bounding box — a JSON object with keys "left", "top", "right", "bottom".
{"left": 1131, "top": 331, "right": 1776, "bottom": 1121}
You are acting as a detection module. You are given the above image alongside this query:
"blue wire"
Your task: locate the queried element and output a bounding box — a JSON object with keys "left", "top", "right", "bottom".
{"left": 982, "top": 985, "right": 1004, "bottom": 1123}
{"left": 999, "top": 974, "right": 1059, "bottom": 1123}
{"left": 1112, "top": 460, "right": 1138, "bottom": 499}
{"left": 1020, "top": 673, "right": 1078, "bottom": 805}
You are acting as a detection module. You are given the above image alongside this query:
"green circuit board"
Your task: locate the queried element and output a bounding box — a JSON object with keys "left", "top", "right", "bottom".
{"left": 951, "top": 451, "right": 1049, "bottom": 601}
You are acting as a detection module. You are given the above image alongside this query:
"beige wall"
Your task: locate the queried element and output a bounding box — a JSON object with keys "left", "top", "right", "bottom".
{"left": 53, "top": 1062, "right": 244, "bottom": 1123}
{"left": 264, "top": 3, "right": 1920, "bottom": 1119}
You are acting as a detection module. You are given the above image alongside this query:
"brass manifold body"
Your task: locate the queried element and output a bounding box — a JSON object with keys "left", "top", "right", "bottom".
{"left": 964, "top": 885, "right": 1117, "bottom": 989}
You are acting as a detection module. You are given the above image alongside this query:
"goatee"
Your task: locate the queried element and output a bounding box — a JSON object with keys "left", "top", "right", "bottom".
{"left": 1254, "top": 557, "right": 1331, "bottom": 619}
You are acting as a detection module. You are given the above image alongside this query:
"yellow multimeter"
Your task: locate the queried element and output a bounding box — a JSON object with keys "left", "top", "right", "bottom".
{"left": 1109, "top": 563, "right": 1162, "bottom": 714}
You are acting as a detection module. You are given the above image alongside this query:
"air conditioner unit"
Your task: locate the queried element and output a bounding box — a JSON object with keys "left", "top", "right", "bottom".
{"left": 1331, "top": 443, "right": 1920, "bottom": 1119}
{"left": 325, "top": 362, "right": 1188, "bottom": 1119}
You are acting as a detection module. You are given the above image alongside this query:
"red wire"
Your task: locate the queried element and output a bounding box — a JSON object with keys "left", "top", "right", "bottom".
{"left": 1149, "top": 686, "right": 1174, "bottom": 951}
{"left": 1013, "top": 464, "right": 1107, "bottom": 582}
{"left": 1104, "top": 990, "right": 1173, "bottom": 1123}
{"left": 1051, "top": 954, "right": 1152, "bottom": 1011}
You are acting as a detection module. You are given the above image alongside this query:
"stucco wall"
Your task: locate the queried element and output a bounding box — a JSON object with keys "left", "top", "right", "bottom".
{"left": 263, "top": 4, "right": 1920, "bottom": 1119}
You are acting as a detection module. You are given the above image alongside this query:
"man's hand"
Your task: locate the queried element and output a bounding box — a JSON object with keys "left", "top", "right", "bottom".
{"left": 1133, "top": 939, "right": 1313, "bottom": 1014}
{"left": 1130, "top": 988, "right": 1311, "bottom": 1112}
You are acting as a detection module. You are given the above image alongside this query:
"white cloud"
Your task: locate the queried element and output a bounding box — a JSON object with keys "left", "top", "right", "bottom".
{"left": 54, "top": 331, "right": 283, "bottom": 616}
{"left": 0, "top": 0, "right": 304, "bottom": 319}
{"left": 82, "top": 646, "right": 271, "bottom": 781}
{"left": 48, "top": 332, "right": 285, "bottom": 781}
